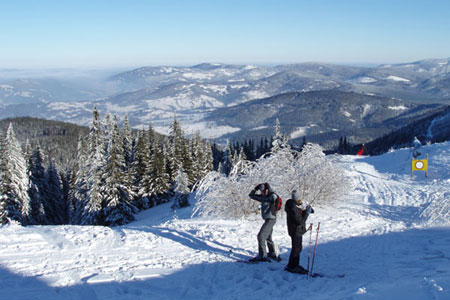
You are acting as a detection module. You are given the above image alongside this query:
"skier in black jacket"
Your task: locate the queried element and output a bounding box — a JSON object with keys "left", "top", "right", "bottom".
{"left": 284, "top": 190, "right": 314, "bottom": 273}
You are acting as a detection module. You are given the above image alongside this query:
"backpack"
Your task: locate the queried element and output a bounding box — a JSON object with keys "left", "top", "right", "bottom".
{"left": 273, "top": 194, "right": 283, "bottom": 211}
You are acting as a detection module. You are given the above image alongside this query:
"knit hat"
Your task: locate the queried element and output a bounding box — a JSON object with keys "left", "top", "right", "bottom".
{"left": 292, "top": 190, "right": 301, "bottom": 201}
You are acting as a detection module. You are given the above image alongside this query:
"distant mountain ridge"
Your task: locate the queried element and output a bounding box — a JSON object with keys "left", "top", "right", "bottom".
{"left": 1, "top": 58, "right": 449, "bottom": 149}
{"left": 205, "top": 90, "right": 448, "bottom": 149}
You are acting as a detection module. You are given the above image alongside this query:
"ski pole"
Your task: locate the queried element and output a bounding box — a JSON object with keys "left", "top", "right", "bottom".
{"left": 310, "top": 222, "right": 320, "bottom": 276}
{"left": 306, "top": 223, "right": 313, "bottom": 279}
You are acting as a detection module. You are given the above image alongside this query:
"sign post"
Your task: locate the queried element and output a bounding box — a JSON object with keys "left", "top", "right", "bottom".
{"left": 411, "top": 154, "right": 428, "bottom": 179}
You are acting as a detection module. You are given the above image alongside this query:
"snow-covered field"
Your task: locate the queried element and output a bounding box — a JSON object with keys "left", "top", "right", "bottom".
{"left": 1, "top": 142, "right": 449, "bottom": 300}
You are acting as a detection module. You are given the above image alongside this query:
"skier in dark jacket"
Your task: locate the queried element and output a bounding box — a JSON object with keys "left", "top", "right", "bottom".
{"left": 248, "top": 182, "right": 280, "bottom": 262}
{"left": 284, "top": 190, "right": 314, "bottom": 273}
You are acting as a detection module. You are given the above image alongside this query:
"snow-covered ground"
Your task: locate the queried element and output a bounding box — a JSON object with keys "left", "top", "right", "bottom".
{"left": 1, "top": 142, "right": 449, "bottom": 300}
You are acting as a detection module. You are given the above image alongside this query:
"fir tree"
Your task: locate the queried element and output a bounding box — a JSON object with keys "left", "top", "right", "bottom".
{"left": 122, "top": 114, "right": 133, "bottom": 170}
{"left": 168, "top": 115, "right": 185, "bottom": 183}
{"left": 181, "top": 138, "right": 195, "bottom": 187}
{"left": 132, "top": 129, "right": 152, "bottom": 209}
{"left": 61, "top": 169, "right": 72, "bottom": 224}
{"left": 71, "top": 136, "right": 89, "bottom": 224}
{"left": 191, "top": 132, "right": 213, "bottom": 183}
{"left": 201, "top": 140, "right": 214, "bottom": 178}
{"left": 221, "top": 140, "right": 233, "bottom": 176}
{"left": 247, "top": 139, "right": 256, "bottom": 161}
{"left": 0, "top": 123, "right": 31, "bottom": 224}
{"left": 190, "top": 132, "right": 202, "bottom": 183}
{"left": 44, "top": 161, "right": 65, "bottom": 224}
{"left": 229, "top": 146, "right": 248, "bottom": 177}
{"left": 171, "top": 167, "right": 190, "bottom": 209}
{"left": 149, "top": 139, "right": 171, "bottom": 205}
{"left": 83, "top": 106, "right": 106, "bottom": 225}
{"left": 102, "top": 116, "right": 137, "bottom": 226}
{"left": 211, "top": 142, "right": 222, "bottom": 171}
{"left": 28, "top": 144, "right": 47, "bottom": 224}
{"left": 272, "top": 118, "right": 289, "bottom": 152}
{"left": 256, "top": 138, "right": 265, "bottom": 159}
{"left": 0, "top": 134, "right": 8, "bottom": 224}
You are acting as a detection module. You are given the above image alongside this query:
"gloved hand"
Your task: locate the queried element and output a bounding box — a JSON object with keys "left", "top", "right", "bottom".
{"left": 306, "top": 205, "right": 314, "bottom": 215}
{"left": 255, "top": 183, "right": 264, "bottom": 191}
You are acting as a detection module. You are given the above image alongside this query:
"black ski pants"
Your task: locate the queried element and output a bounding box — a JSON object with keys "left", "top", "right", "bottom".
{"left": 287, "top": 234, "right": 303, "bottom": 269}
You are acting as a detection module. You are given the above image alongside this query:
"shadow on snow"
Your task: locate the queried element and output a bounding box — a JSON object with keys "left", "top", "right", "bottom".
{"left": 1, "top": 227, "right": 449, "bottom": 300}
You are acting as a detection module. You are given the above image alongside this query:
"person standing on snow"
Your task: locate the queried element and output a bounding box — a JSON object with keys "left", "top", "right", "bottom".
{"left": 284, "top": 190, "right": 314, "bottom": 273}
{"left": 248, "top": 182, "right": 280, "bottom": 262}
{"left": 412, "top": 137, "right": 422, "bottom": 159}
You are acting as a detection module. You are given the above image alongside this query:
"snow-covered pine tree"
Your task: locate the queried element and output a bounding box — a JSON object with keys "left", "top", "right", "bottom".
{"left": 171, "top": 167, "right": 190, "bottom": 209}
{"left": 122, "top": 114, "right": 133, "bottom": 170}
{"left": 28, "top": 144, "right": 47, "bottom": 224}
{"left": 245, "top": 139, "right": 256, "bottom": 161}
{"left": 101, "top": 116, "right": 137, "bottom": 226}
{"left": 83, "top": 106, "right": 107, "bottom": 225}
{"left": 24, "top": 139, "right": 32, "bottom": 161}
{"left": 229, "top": 146, "right": 248, "bottom": 178}
{"left": 132, "top": 129, "right": 152, "bottom": 209}
{"left": 149, "top": 138, "right": 171, "bottom": 205}
{"left": 44, "top": 161, "right": 65, "bottom": 224}
{"left": 168, "top": 115, "right": 185, "bottom": 183}
{"left": 190, "top": 132, "right": 213, "bottom": 185}
{"left": 71, "top": 136, "right": 89, "bottom": 224}
{"left": 60, "top": 169, "right": 72, "bottom": 225}
{"left": 0, "top": 191, "right": 6, "bottom": 224}
{"left": 181, "top": 138, "right": 195, "bottom": 187}
{"left": 104, "top": 113, "right": 114, "bottom": 151}
{"left": 256, "top": 138, "right": 265, "bottom": 159}
{"left": 190, "top": 132, "right": 202, "bottom": 184}
{"left": 272, "top": 118, "right": 289, "bottom": 152}
{"left": 221, "top": 140, "right": 233, "bottom": 176}
{"left": 139, "top": 124, "right": 158, "bottom": 209}
{"left": 201, "top": 139, "right": 214, "bottom": 179}
{"left": 0, "top": 133, "right": 8, "bottom": 224}
{"left": 121, "top": 116, "right": 136, "bottom": 207}
{"left": 0, "top": 123, "right": 31, "bottom": 224}
{"left": 232, "top": 145, "right": 247, "bottom": 168}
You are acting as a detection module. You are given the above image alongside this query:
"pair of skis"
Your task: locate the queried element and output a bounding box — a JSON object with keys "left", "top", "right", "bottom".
{"left": 306, "top": 222, "right": 320, "bottom": 279}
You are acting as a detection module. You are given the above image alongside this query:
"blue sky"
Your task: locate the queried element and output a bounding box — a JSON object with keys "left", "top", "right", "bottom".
{"left": 1, "top": 0, "right": 449, "bottom": 68}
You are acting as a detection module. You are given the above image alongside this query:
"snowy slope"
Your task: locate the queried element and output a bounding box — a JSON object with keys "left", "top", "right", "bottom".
{"left": 1, "top": 142, "right": 449, "bottom": 300}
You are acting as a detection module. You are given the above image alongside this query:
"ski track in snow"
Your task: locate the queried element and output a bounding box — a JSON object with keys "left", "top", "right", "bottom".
{"left": 1, "top": 142, "right": 449, "bottom": 299}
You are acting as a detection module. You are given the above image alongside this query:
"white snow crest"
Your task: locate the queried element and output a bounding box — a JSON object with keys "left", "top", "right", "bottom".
{"left": 341, "top": 109, "right": 352, "bottom": 117}
{"left": 362, "top": 104, "right": 371, "bottom": 118}
{"left": 199, "top": 84, "right": 228, "bottom": 95}
{"left": 290, "top": 126, "right": 308, "bottom": 139}
{"left": 353, "top": 76, "right": 377, "bottom": 83}
{"left": 387, "top": 75, "right": 411, "bottom": 82}
{"left": 0, "top": 84, "right": 13, "bottom": 90}
{"left": 182, "top": 72, "right": 214, "bottom": 80}
{"left": 388, "top": 105, "right": 408, "bottom": 111}
{"left": 243, "top": 89, "right": 269, "bottom": 100}
{"left": 250, "top": 126, "right": 268, "bottom": 131}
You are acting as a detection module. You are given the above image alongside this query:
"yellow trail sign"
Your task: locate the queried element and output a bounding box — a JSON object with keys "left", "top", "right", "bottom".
{"left": 412, "top": 159, "right": 428, "bottom": 171}
{"left": 411, "top": 154, "right": 428, "bottom": 178}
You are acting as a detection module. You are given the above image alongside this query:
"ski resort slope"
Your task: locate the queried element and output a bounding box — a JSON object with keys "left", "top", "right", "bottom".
{"left": 0, "top": 142, "right": 449, "bottom": 300}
